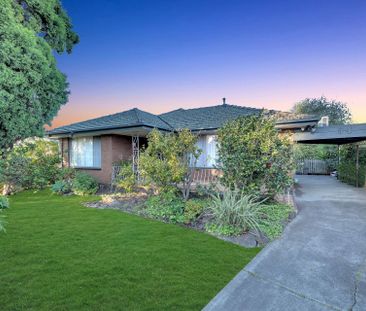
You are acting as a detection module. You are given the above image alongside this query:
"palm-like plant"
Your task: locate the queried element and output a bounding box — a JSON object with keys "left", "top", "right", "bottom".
{"left": 207, "top": 189, "right": 267, "bottom": 235}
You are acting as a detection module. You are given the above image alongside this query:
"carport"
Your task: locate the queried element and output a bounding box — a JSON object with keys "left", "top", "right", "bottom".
{"left": 293, "top": 123, "right": 366, "bottom": 187}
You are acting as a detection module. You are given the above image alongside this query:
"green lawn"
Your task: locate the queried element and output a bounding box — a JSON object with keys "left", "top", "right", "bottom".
{"left": 0, "top": 190, "right": 260, "bottom": 311}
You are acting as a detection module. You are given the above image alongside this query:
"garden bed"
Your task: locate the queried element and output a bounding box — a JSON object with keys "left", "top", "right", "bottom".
{"left": 84, "top": 190, "right": 296, "bottom": 248}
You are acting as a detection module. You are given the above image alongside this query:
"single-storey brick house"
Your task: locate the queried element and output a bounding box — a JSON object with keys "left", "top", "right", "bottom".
{"left": 47, "top": 101, "right": 319, "bottom": 185}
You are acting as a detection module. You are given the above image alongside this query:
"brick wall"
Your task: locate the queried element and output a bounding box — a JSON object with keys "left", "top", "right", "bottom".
{"left": 60, "top": 135, "right": 132, "bottom": 185}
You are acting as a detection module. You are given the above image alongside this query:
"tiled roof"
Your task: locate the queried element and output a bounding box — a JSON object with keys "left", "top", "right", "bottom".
{"left": 49, "top": 103, "right": 304, "bottom": 135}
{"left": 159, "top": 104, "right": 262, "bottom": 130}
{"left": 47, "top": 108, "right": 173, "bottom": 135}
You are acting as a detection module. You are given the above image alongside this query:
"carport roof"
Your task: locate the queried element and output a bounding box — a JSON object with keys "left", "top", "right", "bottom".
{"left": 294, "top": 123, "right": 366, "bottom": 145}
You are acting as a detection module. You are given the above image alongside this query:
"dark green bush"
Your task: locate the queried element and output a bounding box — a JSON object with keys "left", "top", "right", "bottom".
{"left": 338, "top": 144, "right": 366, "bottom": 187}
{"left": 72, "top": 172, "right": 99, "bottom": 195}
{"left": 145, "top": 191, "right": 185, "bottom": 223}
{"left": 0, "top": 139, "right": 61, "bottom": 193}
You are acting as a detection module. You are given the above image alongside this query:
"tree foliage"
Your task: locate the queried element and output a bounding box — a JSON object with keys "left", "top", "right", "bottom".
{"left": 217, "top": 115, "right": 294, "bottom": 198}
{"left": 292, "top": 96, "right": 352, "bottom": 125}
{"left": 0, "top": 0, "right": 79, "bottom": 154}
{"left": 139, "top": 129, "right": 201, "bottom": 200}
{"left": 0, "top": 138, "right": 61, "bottom": 194}
{"left": 292, "top": 96, "right": 352, "bottom": 165}
{"left": 338, "top": 144, "right": 366, "bottom": 187}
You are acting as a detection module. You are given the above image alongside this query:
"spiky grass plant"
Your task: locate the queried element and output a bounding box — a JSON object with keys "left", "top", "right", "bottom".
{"left": 206, "top": 189, "right": 266, "bottom": 236}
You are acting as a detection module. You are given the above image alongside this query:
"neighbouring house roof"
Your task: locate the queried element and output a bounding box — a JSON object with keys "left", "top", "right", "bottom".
{"left": 47, "top": 102, "right": 319, "bottom": 137}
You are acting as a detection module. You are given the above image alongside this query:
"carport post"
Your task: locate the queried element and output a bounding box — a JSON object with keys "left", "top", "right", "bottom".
{"left": 337, "top": 145, "right": 340, "bottom": 179}
{"left": 356, "top": 144, "right": 360, "bottom": 187}
{"left": 338, "top": 145, "right": 340, "bottom": 166}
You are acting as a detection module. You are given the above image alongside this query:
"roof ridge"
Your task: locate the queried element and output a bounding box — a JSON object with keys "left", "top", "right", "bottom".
{"left": 132, "top": 108, "right": 142, "bottom": 123}
{"left": 156, "top": 114, "right": 174, "bottom": 130}
{"left": 164, "top": 103, "right": 261, "bottom": 113}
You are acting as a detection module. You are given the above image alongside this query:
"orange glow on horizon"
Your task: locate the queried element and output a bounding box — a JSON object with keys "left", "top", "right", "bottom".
{"left": 49, "top": 93, "right": 366, "bottom": 129}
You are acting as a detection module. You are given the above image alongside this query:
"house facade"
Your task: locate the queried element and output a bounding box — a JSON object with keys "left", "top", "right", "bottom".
{"left": 48, "top": 102, "right": 319, "bottom": 185}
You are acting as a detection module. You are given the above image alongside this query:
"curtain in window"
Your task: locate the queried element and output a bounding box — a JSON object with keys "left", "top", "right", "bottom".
{"left": 194, "top": 135, "right": 218, "bottom": 168}
{"left": 70, "top": 137, "right": 101, "bottom": 168}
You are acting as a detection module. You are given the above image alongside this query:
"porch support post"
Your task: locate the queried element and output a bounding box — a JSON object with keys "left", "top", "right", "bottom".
{"left": 132, "top": 136, "right": 140, "bottom": 181}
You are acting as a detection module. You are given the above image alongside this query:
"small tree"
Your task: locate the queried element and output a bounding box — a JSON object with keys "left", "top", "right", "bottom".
{"left": 139, "top": 129, "right": 201, "bottom": 200}
{"left": 217, "top": 115, "right": 294, "bottom": 198}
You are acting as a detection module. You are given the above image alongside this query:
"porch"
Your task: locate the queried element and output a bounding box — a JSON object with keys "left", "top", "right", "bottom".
{"left": 111, "top": 165, "right": 221, "bottom": 187}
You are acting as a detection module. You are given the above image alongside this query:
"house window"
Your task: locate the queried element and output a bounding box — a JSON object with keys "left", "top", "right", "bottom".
{"left": 70, "top": 137, "right": 101, "bottom": 168}
{"left": 193, "top": 135, "right": 218, "bottom": 168}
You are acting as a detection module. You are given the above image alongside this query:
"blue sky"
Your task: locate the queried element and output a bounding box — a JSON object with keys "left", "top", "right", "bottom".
{"left": 53, "top": 0, "right": 366, "bottom": 127}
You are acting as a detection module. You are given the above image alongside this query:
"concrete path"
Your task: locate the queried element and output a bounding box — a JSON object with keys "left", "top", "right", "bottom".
{"left": 204, "top": 176, "right": 366, "bottom": 311}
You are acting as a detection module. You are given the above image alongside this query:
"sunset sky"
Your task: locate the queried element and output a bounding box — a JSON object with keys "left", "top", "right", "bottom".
{"left": 52, "top": 0, "right": 366, "bottom": 128}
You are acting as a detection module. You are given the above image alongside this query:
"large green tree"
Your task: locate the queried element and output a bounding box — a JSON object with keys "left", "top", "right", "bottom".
{"left": 292, "top": 96, "right": 352, "bottom": 125}
{"left": 292, "top": 97, "right": 352, "bottom": 169}
{"left": 0, "top": 0, "right": 79, "bottom": 154}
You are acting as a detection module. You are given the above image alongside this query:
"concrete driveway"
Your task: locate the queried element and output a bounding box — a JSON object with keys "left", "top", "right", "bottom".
{"left": 204, "top": 176, "right": 366, "bottom": 311}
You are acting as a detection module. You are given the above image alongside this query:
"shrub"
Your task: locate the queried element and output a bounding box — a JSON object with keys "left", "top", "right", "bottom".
{"left": 339, "top": 162, "right": 366, "bottom": 187}
{"left": 0, "top": 139, "right": 61, "bottom": 193}
{"left": 217, "top": 114, "right": 294, "bottom": 198}
{"left": 51, "top": 180, "right": 72, "bottom": 195}
{"left": 58, "top": 167, "right": 76, "bottom": 182}
{"left": 0, "top": 196, "right": 9, "bottom": 209}
{"left": 183, "top": 198, "right": 207, "bottom": 224}
{"left": 114, "top": 161, "right": 136, "bottom": 193}
{"left": 72, "top": 172, "right": 99, "bottom": 195}
{"left": 338, "top": 144, "right": 366, "bottom": 187}
{"left": 206, "top": 189, "right": 265, "bottom": 236}
{"left": 139, "top": 129, "right": 201, "bottom": 200}
{"left": 145, "top": 191, "right": 185, "bottom": 223}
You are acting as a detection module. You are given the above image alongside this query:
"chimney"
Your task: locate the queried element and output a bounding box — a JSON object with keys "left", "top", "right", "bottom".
{"left": 318, "top": 116, "right": 329, "bottom": 127}
{"left": 222, "top": 97, "right": 226, "bottom": 105}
